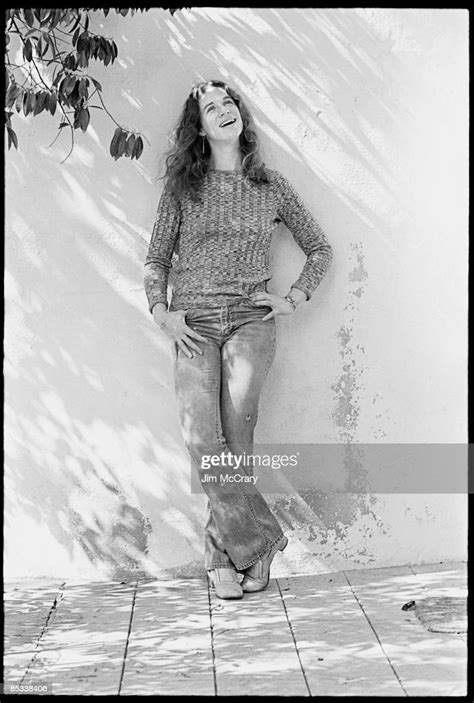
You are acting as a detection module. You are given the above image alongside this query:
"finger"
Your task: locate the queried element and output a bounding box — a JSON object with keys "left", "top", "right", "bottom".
{"left": 261, "top": 311, "right": 275, "bottom": 321}
{"left": 252, "top": 298, "right": 272, "bottom": 306}
{"left": 250, "top": 293, "right": 270, "bottom": 301}
{"left": 182, "top": 336, "right": 203, "bottom": 355}
{"left": 177, "top": 339, "right": 193, "bottom": 358}
{"left": 184, "top": 326, "right": 208, "bottom": 343}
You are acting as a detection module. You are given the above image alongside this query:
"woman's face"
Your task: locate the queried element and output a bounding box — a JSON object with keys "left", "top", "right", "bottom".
{"left": 198, "top": 86, "right": 243, "bottom": 145}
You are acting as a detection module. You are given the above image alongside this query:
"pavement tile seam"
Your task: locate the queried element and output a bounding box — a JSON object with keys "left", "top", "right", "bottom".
{"left": 117, "top": 579, "right": 138, "bottom": 697}
{"left": 275, "top": 578, "right": 314, "bottom": 696}
{"left": 341, "top": 569, "right": 410, "bottom": 697}
{"left": 3, "top": 582, "right": 67, "bottom": 690}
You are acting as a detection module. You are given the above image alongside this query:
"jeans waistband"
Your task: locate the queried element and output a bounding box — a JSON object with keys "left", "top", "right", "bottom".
{"left": 169, "top": 283, "right": 268, "bottom": 313}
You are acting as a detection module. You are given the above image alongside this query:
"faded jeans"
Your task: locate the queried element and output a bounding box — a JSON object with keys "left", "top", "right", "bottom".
{"left": 171, "top": 297, "right": 286, "bottom": 571}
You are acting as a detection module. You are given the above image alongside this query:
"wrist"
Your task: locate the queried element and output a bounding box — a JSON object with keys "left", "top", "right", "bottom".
{"left": 152, "top": 305, "right": 168, "bottom": 328}
{"left": 287, "top": 287, "right": 307, "bottom": 305}
{"left": 284, "top": 294, "right": 298, "bottom": 312}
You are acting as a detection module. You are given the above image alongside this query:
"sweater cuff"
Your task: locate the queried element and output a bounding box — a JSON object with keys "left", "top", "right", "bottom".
{"left": 148, "top": 292, "right": 168, "bottom": 314}
{"left": 290, "top": 281, "right": 312, "bottom": 301}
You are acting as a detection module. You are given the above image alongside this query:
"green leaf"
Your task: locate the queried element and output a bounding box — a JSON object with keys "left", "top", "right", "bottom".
{"left": 73, "top": 107, "right": 81, "bottom": 130}
{"left": 68, "top": 11, "right": 81, "bottom": 30}
{"left": 78, "top": 50, "right": 88, "bottom": 69}
{"left": 23, "top": 39, "right": 33, "bottom": 62}
{"left": 50, "top": 9, "right": 61, "bottom": 29}
{"left": 72, "top": 27, "right": 80, "bottom": 46}
{"left": 109, "top": 126, "right": 123, "bottom": 157}
{"left": 6, "top": 82, "right": 21, "bottom": 108}
{"left": 134, "top": 136, "right": 144, "bottom": 159}
{"left": 126, "top": 133, "right": 136, "bottom": 158}
{"left": 15, "top": 89, "right": 24, "bottom": 113}
{"left": 64, "top": 54, "right": 75, "bottom": 71}
{"left": 8, "top": 126, "right": 18, "bottom": 150}
{"left": 23, "top": 90, "right": 35, "bottom": 116}
{"left": 23, "top": 28, "right": 39, "bottom": 38}
{"left": 39, "top": 9, "right": 51, "bottom": 26}
{"left": 23, "top": 9, "right": 34, "bottom": 27}
{"left": 90, "top": 36, "right": 99, "bottom": 59}
{"left": 49, "top": 91, "right": 57, "bottom": 115}
{"left": 116, "top": 130, "right": 128, "bottom": 158}
{"left": 42, "top": 32, "right": 52, "bottom": 56}
{"left": 91, "top": 78, "right": 102, "bottom": 92}
{"left": 79, "top": 107, "right": 90, "bottom": 132}
{"left": 33, "top": 91, "right": 46, "bottom": 115}
{"left": 68, "top": 80, "right": 82, "bottom": 107}
{"left": 77, "top": 31, "right": 91, "bottom": 56}
{"left": 63, "top": 75, "right": 77, "bottom": 96}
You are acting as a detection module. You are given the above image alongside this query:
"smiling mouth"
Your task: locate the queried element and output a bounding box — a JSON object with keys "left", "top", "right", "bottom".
{"left": 220, "top": 118, "right": 236, "bottom": 128}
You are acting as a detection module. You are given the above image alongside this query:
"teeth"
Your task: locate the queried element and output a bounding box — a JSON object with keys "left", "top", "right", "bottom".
{"left": 220, "top": 119, "right": 235, "bottom": 127}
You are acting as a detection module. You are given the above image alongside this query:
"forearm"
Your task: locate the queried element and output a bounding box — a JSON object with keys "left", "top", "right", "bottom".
{"left": 291, "top": 240, "right": 333, "bottom": 300}
{"left": 145, "top": 182, "right": 181, "bottom": 314}
{"left": 144, "top": 260, "right": 170, "bottom": 314}
{"left": 275, "top": 171, "right": 333, "bottom": 301}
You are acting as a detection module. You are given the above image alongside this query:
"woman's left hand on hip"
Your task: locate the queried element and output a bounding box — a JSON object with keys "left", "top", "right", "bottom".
{"left": 249, "top": 292, "right": 294, "bottom": 321}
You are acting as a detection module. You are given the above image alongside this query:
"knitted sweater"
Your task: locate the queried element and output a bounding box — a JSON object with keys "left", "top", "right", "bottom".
{"left": 144, "top": 168, "right": 332, "bottom": 312}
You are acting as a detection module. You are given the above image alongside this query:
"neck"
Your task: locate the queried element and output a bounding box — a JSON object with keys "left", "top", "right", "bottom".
{"left": 209, "top": 143, "right": 242, "bottom": 171}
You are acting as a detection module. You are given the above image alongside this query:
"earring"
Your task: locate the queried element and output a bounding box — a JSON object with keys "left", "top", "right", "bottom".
{"left": 202, "top": 135, "right": 206, "bottom": 154}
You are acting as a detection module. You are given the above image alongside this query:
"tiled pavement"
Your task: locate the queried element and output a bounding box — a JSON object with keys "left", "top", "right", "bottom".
{"left": 3, "top": 561, "right": 467, "bottom": 696}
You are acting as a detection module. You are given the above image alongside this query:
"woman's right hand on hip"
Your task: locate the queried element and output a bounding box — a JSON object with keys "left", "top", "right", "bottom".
{"left": 155, "top": 310, "right": 207, "bottom": 358}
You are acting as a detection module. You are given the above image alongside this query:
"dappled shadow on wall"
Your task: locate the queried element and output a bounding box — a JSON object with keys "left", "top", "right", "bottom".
{"left": 5, "top": 156, "right": 207, "bottom": 577}
{"left": 4, "top": 8, "right": 416, "bottom": 576}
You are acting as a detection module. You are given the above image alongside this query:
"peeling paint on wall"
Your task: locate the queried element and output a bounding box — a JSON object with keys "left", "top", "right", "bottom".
{"left": 322, "top": 243, "right": 389, "bottom": 561}
{"left": 273, "top": 243, "right": 388, "bottom": 565}
{"left": 332, "top": 242, "right": 367, "bottom": 443}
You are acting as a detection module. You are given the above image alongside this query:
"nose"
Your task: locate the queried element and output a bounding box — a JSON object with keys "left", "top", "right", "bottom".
{"left": 219, "top": 105, "right": 230, "bottom": 116}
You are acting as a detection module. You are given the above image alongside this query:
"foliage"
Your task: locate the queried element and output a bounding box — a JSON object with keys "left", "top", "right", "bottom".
{"left": 4, "top": 8, "right": 186, "bottom": 162}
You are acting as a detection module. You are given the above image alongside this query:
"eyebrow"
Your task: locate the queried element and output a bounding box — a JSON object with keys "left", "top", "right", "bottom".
{"left": 202, "top": 96, "right": 234, "bottom": 112}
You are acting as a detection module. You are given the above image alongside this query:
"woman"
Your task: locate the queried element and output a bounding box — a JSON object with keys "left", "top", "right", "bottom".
{"left": 144, "top": 79, "right": 332, "bottom": 599}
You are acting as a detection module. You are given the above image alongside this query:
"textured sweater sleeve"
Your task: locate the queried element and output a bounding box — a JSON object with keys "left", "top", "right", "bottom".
{"left": 275, "top": 172, "right": 333, "bottom": 299}
{"left": 144, "top": 181, "right": 181, "bottom": 313}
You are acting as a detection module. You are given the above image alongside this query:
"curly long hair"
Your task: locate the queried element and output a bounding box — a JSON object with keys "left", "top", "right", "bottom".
{"left": 162, "top": 80, "right": 269, "bottom": 201}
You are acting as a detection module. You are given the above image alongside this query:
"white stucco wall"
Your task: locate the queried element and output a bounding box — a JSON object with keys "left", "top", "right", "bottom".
{"left": 5, "top": 8, "right": 468, "bottom": 580}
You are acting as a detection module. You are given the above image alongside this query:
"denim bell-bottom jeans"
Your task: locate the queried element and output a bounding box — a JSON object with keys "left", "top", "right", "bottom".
{"left": 171, "top": 297, "right": 286, "bottom": 572}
